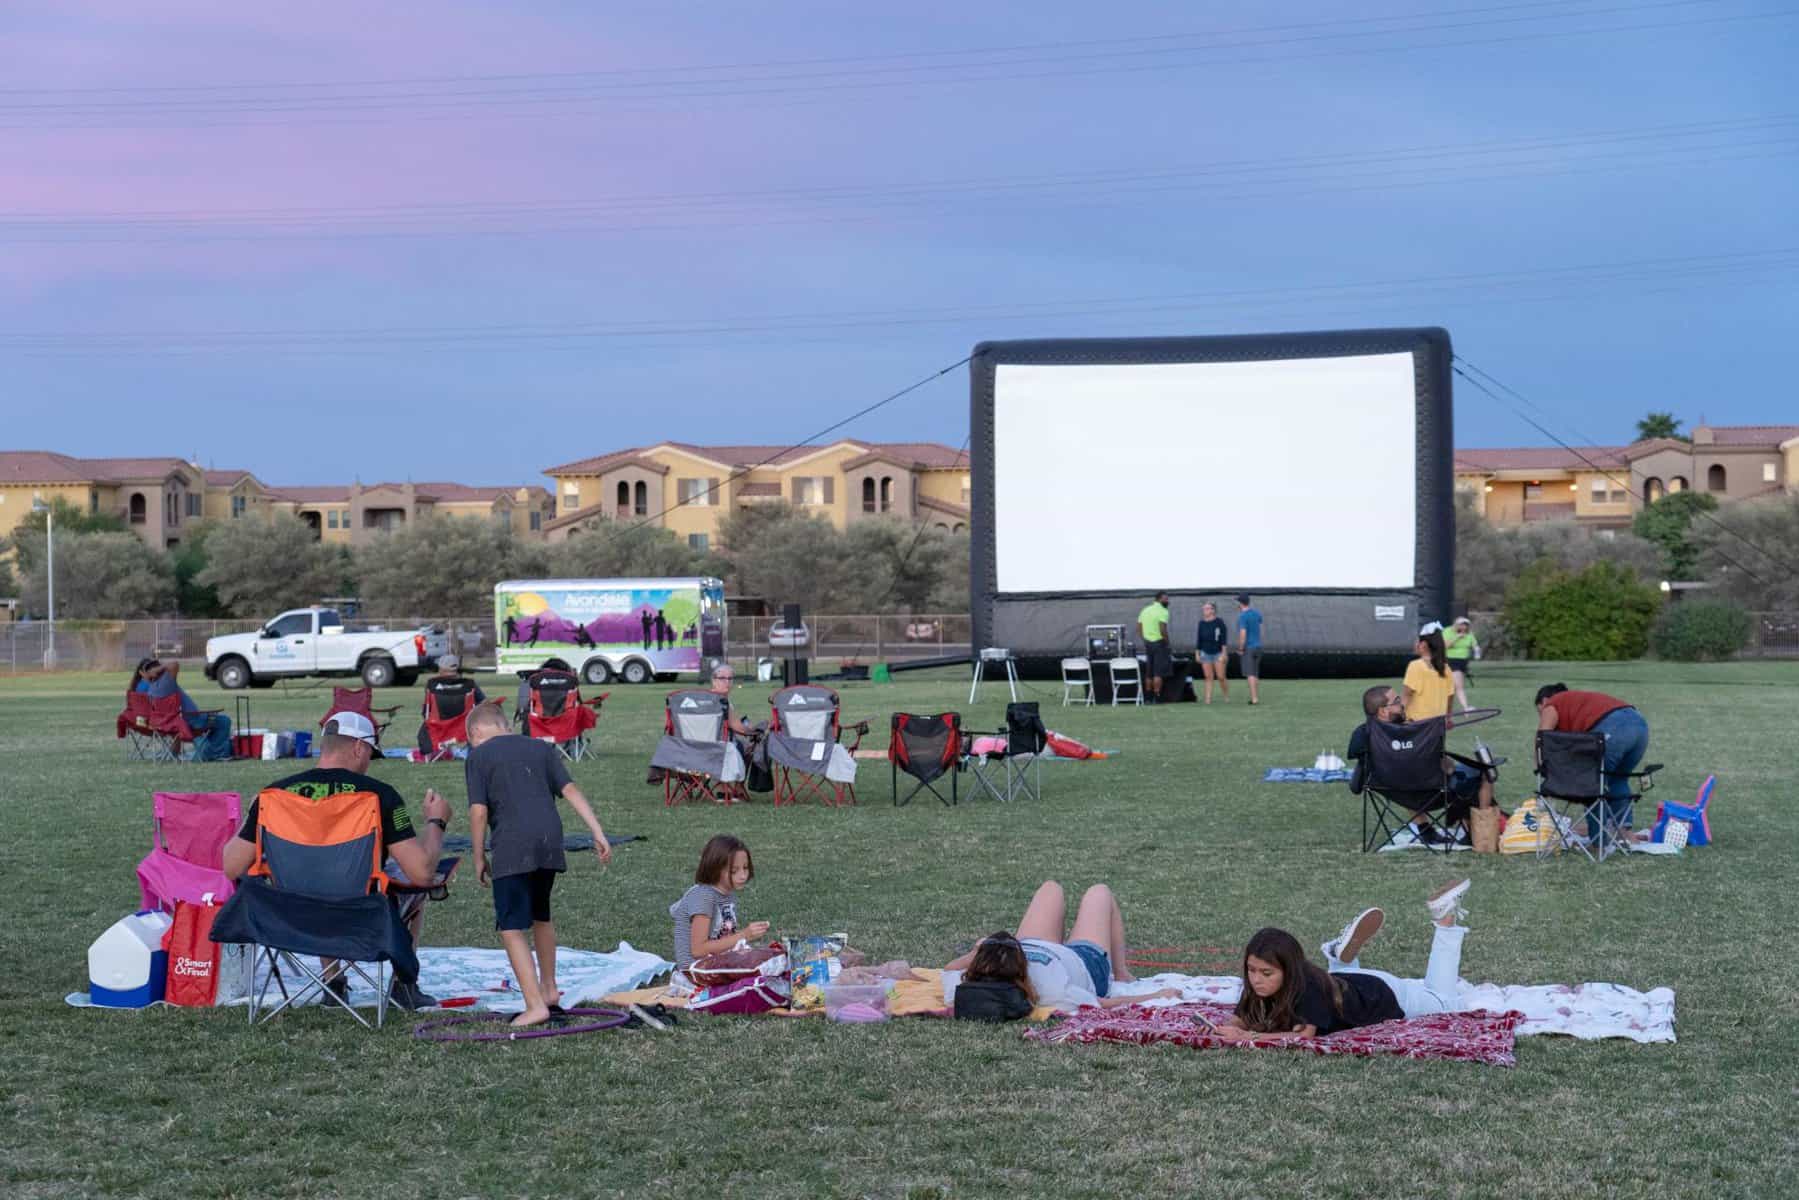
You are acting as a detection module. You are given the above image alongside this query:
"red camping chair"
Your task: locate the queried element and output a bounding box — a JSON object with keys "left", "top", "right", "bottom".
{"left": 137, "top": 791, "right": 243, "bottom": 912}
{"left": 767, "top": 684, "right": 868, "bottom": 807}
{"left": 418, "top": 678, "right": 498, "bottom": 761}
{"left": 319, "top": 686, "right": 399, "bottom": 743}
{"left": 889, "top": 712, "right": 963, "bottom": 807}
{"left": 117, "top": 691, "right": 215, "bottom": 763}
{"left": 527, "top": 669, "right": 604, "bottom": 761}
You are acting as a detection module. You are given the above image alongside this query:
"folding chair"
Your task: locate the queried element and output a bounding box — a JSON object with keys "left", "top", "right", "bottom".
{"left": 655, "top": 689, "right": 743, "bottom": 806}
{"left": 527, "top": 669, "right": 605, "bottom": 761}
{"left": 967, "top": 701, "right": 1046, "bottom": 804}
{"left": 1357, "top": 715, "right": 1459, "bottom": 853}
{"left": 768, "top": 685, "right": 867, "bottom": 807}
{"left": 320, "top": 686, "right": 399, "bottom": 744}
{"left": 117, "top": 691, "right": 213, "bottom": 762}
{"left": 1108, "top": 657, "right": 1143, "bottom": 706}
{"left": 890, "top": 712, "right": 963, "bottom": 807}
{"left": 208, "top": 786, "right": 418, "bottom": 1029}
{"left": 418, "top": 677, "right": 491, "bottom": 760}
{"left": 1534, "top": 731, "right": 1662, "bottom": 862}
{"left": 136, "top": 791, "right": 242, "bottom": 913}
{"left": 1061, "top": 658, "right": 1095, "bottom": 707}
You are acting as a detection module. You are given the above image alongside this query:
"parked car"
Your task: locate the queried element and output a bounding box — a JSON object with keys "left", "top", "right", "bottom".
{"left": 768, "top": 622, "right": 811, "bottom": 649}
{"left": 205, "top": 607, "right": 448, "bottom": 689}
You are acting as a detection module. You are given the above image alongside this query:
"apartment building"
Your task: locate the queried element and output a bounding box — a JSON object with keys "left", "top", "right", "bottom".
{"left": 266, "top": 481, "right": 554, "bottom": 545}
{"left": 0, "top": 452, "right": 250, "bottom": 548}
{"left": 541, "top": 440, "right": 971, "bottom": 548}
{"left": 1456, "top": 425, "right": 1799, "bottom": 527}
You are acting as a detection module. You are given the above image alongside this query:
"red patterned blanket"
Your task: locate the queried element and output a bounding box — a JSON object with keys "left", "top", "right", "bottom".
{"left": 1026, "top": 1002, "right": 1524, "bottom": 1066}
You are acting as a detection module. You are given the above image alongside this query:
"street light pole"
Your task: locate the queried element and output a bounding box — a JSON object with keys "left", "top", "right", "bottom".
{"left": 31, "top": 496, "right": 55, "bottom": 668}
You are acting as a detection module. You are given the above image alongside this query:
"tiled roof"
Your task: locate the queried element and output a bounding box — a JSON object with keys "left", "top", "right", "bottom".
{"left": 542, "top": 501, "right": 606, "bottom": 533}
{"left": 1454, "top": 446, "right": 1627, "bottom": 472}
{"left": 735, "top": 481, "right": 782, "bottom": 497}
{"left": 545, "top": 440, "right": 966, "bottom": 475}
{"left": 1699, "top": 424, "right": 1799, "bottom": 446}
{"left": 0, "top": 451, "right": 107, "bottom": 485}
{"left": 77, "top": 456, "right": 193, "bottom": 480}
{"left": 918, "top": 495, "right": 970, "bottom": 518}
{"left": 268, "top": 485, "right": 352, "bottom": 504}
{"left": 203, "top": 469, "right": 256, "bottom": 487}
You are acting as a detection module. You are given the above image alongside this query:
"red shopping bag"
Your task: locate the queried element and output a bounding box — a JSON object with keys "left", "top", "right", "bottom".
{"left": 162, "top": 896, "right": 235, "bottom": 1007}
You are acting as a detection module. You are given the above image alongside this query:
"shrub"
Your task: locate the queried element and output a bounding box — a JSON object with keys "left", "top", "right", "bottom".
{"left": 1650, "top": 600, "right": 1752, "bottom": 661}
{"left": 1503, "top": 559, "right": 1661, "bottom": 660}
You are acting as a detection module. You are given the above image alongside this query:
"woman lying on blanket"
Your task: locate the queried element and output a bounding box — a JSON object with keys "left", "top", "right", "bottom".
{"left": 943, "top": 881, "right": 1180, "bottom": 1017}
{"left": 1215, "top": 878, "right": 1471, "bottom": 1040}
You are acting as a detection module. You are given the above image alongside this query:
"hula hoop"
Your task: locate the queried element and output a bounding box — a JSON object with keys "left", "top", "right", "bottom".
{"left": 1446, "top": 707, "right": 1501, "bottom": 730}
{"left": 412, "top": 1006, "right": 631, "bottom": 1043}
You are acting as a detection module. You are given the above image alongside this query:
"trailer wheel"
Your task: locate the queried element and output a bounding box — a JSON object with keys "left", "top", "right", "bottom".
{"left": 582, "top": 659, "right": 612, "bottom": 686}
{"left": 620, "top": 658, "right": 652, "bottom": 685}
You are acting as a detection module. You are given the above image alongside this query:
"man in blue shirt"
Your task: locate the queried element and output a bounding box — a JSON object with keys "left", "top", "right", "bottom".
{"left": 134, "top": 658, "right": 233, "bottom": 761}
{"left": 1235, "top": 595, "right": 1264, "bottom": 706}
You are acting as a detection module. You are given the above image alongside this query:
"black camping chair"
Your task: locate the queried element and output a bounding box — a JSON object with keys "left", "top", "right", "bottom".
{"left": 967, "top": 702, "right": 1047, "bottom": 804}
{"left": 889, "top": 712, "right": 963, "bottom": 807}
{"left": 1355, "top": 715, "right": 1484, "bottom": 853}
{"left": 1534, "top": 731, "right": 1662, "bottom": 862}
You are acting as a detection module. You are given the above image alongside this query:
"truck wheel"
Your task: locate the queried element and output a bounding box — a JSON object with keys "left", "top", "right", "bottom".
{"left": 216, "top": 657, "right": 252, "bottom": 690}
{"left": 582, "top": 659, "right": 612, "bottom": 686}
{"left": 361, "top": 656, "right": 397, "bottom": 688}
{"left": 621, "top": 658, "right": 652, "bottom": 685}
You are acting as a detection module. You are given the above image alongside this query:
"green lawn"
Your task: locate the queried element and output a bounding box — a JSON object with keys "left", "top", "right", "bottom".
{"left": 2, "top": 662, "right": 1793, "bottom": 1199}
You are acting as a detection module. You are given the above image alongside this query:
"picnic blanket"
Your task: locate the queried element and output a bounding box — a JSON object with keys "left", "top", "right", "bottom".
{"left": 67, "top": 942, "right": 670, "bottom": 1013}
{"left": 1108, "top": 973, "right": 1676, "bottom": 1042}
{"left": 604, "top": 967, "right": 1058, "bottom": 1022}
{"left": 1263, "top": 767, "right": 1354, "bottom": 783}
{"left": 1027, "top": 1002, "right": 1525, "bottom": 1066}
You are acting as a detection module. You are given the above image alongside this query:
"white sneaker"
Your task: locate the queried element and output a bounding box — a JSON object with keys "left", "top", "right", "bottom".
{"left": 1322, "top": 907, "right": 1384, "bottom": 965}
{"left": 1378, "top": 825, "right": 1424, "bottom": 852}
{"left": 1427, "top": 878, "right": 1471, "bottom": 924}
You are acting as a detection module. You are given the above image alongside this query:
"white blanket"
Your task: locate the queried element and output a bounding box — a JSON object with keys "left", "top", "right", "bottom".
{"left": 1109, "top": 973, "right": 1676, "bottom": 1042}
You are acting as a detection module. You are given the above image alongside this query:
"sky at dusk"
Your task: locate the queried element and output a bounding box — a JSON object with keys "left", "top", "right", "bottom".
{"left": 3, "top": 1, "right": 1795, "bottom": 486}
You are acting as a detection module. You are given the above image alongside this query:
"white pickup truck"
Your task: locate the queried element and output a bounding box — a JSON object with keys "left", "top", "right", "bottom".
{"left": 205, "top": 607, "right": 448, "bottom": 690}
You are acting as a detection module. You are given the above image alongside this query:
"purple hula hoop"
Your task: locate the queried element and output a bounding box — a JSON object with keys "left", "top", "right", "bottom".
{"left": 413, "top": 1006, "right": 631, "bottom": 1043}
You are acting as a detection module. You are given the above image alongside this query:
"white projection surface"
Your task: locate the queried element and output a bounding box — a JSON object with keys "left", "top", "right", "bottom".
{"left": 993, "top": 353, "right": 1418, "bottom": 593}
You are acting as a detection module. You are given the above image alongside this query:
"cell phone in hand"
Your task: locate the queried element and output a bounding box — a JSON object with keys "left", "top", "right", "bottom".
{"left": 1190, "top": 1012, "right": 1219, "bottom": 1035}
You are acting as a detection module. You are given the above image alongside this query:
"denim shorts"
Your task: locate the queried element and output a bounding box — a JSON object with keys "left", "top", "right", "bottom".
{"left": 1066, "top": 939, "right": 1112, "bottom": 998}
{"left": 1198, "top": 650, "right": 1223, "bottom": 665}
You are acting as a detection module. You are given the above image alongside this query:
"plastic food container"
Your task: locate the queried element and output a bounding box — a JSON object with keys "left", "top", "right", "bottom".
{"left": 823, "top": 981, "right": 889, "bottom": 1023}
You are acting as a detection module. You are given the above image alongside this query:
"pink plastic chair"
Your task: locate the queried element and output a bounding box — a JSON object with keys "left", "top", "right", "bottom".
{"left": 136, "top": 791, "right": 243, "bottom": 912}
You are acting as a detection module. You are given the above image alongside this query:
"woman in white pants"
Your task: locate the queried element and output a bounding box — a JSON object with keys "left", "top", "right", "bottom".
{"left": 1218, "top": 879, "right": 1471, "bottom": 1039}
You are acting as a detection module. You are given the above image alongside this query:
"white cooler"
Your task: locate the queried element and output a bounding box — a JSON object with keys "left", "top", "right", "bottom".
{"left": 88, "top": 910, "right": 173, "bottom": 1008}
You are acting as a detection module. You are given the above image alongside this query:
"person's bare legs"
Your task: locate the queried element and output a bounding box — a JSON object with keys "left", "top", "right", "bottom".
{"left": 1200, "top": 661, "right": 1215, "bottom": 703}
{"left": 1068, "top": 884, "right": 1136, "bottom": 982}
{"left": 501, "top": 929, "right": 550, "bottom": 1027}
{"left": 1247, "top": 671, "right": 1260, "bottom": 705}
{"left": 1014, "top": 880, "right": 1067, "bottom": 943}
{"left": 1451, "top": 668, "right": 1470, "bottom": 713}
{"left": 1216, "top": 660, "right": 1228, "bottom": 702}
{"left": 532, "top": 921, "right": 560, "bottom": 1009}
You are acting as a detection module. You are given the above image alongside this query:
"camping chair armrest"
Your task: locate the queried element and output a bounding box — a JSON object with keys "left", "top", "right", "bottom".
{"left": 1632, "top": 762, "right": 1663, "bottom": 791}
{"left": 581, "top": 692, "right": 611, "bottom": 711}
{"left": 191, "top": 707, "right": 227, "bottom": 718}
{"left": 370, "top": 705, "right": 402, "bottom": 718}
{"left": 843, "top": 718, "right": 870, "bottom": 752}
{"left": 1445, "top": 750, "right": 1507, "bottom": 771}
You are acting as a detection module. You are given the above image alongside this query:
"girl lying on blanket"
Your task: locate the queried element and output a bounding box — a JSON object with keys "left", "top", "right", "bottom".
{"left": 1215, "top": 878, "right": 1471, "bottom": 1041}
{"left": 942, "top": 881, "right": 1181, "bottom": 1018}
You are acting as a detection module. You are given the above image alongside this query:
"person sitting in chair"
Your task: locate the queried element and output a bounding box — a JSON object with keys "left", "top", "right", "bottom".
{"left": 1347, "top": 685, "right": 1493, "bottom": 851}
{"left": 131, "top": 657, "right": 233, "bottom": 761}
{"left": 416, "top": 654, "right": 486, "bottom": 755}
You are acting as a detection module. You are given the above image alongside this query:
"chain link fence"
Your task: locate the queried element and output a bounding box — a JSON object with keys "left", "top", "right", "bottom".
{"left": 0, "top": 613, "right": 975, "bottom": 675}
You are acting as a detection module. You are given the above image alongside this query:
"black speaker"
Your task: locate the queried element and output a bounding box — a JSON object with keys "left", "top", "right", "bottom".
{"left": 783, "top": 603, "right": 802, "bottom": 627}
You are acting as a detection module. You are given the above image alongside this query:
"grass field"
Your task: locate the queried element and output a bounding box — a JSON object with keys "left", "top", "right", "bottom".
{"left": 3, "top": 661, "right": 1794, "bottom": 1199}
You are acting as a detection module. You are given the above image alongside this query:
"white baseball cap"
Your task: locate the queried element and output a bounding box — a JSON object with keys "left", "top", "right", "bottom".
{"left": 322, "top": 711, "right": 379, "bottom": 747}
{"left": 1418, "top": 621, "right": 1444, "bottom": 637}
{"left": 439, "top": 653, "right": 461, "bottom": 671}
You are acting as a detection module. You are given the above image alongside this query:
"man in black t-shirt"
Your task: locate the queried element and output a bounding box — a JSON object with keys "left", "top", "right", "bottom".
{"left": 222, "top": 711, "right": 451, "bottom": 1009}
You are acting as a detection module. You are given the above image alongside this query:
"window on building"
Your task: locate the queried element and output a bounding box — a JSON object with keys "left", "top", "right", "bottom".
{"left": 879, "top": 476, "right": 894, "bottom": 513}
{"left": 1523, "top": 482, "right": 1543, "bottom": 499}
{"left": 1765, "top": 462, "right": 1779, "bottom": 483}
{"left": 677, "top": 478, "right": 719, "bottom": 506}
{"left": 1669, "top": 476, "right": 1687, "bottom": 493}
{"left": 231, "top": 495, "right": 246, "bottom": 518}
{"left": 1644, "top": 477, "right": 1664, "bottom": 504}
{"left": 633, "top": 480, "right": 648, "bottom": 515}
{"left": 1707, "top": 464, "right": 1727, "bottom": 492}
{"left": 792, "top": 476, "right": 832, "bottom": 506}
{"left": 961, "top": 485, "right": 971, "bottom": 505}
{"left": 1610, "top": 484, "right": 1627, "bottom": 503}
{"left": 1590, "top": 479, "right": 1608, "bottom": 501}
{"left": 861, "top": 478, "right": 876, "bottom": 513}
{"left": 327, "top": 510, "right": 339, "bottom": 529}
{"left": 128, "top": 492, "right": 146, "bottom": 524}
{"left": 529, "top": 510, "right": 542, "bottom": 532}
{"left": 616, "top": 481, "right": 629, "bottom": 513}
{"left": 186, "top": 493, "right": 201, "bottom": 517}
{"left": 562, "top": 489, "right": 579, "bottom": 514}
{"left": 89, "top": 489, "right": 100, "bottom": 514}
{"left": 688, "top": 533, "right": 709, "bottom": 552}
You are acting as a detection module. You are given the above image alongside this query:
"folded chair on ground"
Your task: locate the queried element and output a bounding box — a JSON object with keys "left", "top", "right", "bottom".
{"left": 767, "top": 685, "right": 867, "bottom": 807}
{"left": 654, "top": 689, "right": 745, "bottom": 806}
{"left": 209, "top": 786, "right": 419, "bottom": 1029}
{"left": 526, "top": 669, "right": 605, "bottom": 761}
{"left": 1355, "top": 714, "right": 1500, "bottom": 853}
{"left": 137, "top": 791, "right": 242, "bottom": 912}
{"left": 418, "top": 678, "right": 496, "bottom": 760}
{"left": 1534, "top": 731, "right": 1662, "bottom": 863}
{"left": 319, "top": 686, "right": 399, "bottom": 744}
{"left": 889, "top": 712, "right": 963, "bottom": 807}
{"left": 966, "top": 701, "right": 1047, "bottom": 804}
{"left": 117, "top": 691, "right": 220, "bottom": 762}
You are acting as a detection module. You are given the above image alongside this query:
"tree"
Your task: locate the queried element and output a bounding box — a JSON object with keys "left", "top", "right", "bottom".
{"left": 715, "top": 502, "right": 853, "bottom": 612}
{"left": 1454, "top": 491, "right": 1662, "bottom": 613}
{"left": 168, "top": 521, "right": 224, "bottom": 617}
{"left": 1503, "top": 559, "right": 1661, "bottom": 660}
{"left": 197, "top": 511, "right": 346, "bottom": 616}
{"left": 1693, "top": 494, "right": 1799, "bottom": 610}
{"left": 1635, "top": 411, "right": 1686, "bottom": 442}
{"left": 354, "top": 517, "right": 543, "bottom": 615}
{"left": 838, "top": 518, "right": 960, "bottom": 612}
{"left": 17, "top": 531, "right": 176, "bottom": 618}
{"left": 5, "top": 497, "right": 129, "bottom": 575}
{"left": 1632, "top": 490, "right": 1719, "bottom": 580}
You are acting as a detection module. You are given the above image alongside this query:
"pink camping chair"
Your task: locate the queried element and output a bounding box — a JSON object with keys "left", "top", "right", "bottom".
{"left": 136, "top": 791, "right": 243, "bottom": 913}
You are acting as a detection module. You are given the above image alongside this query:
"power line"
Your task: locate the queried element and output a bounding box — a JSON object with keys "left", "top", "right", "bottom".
{"left": 2, "top": 3, "right": 1786, "bottom": 127}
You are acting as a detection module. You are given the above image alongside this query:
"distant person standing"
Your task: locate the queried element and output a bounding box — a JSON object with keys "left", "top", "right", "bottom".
{"left": 1236, "top": 594, "right": 1263, "bottom": 705}
{"left": 1444, "top": 616, "right": 1480, "bottom": 713}
{"left": 1195, "top": 602, "right": 1230, "bottom": 704}
{"left": 1136, "top": 591, "right": 1172, "bottom": 704}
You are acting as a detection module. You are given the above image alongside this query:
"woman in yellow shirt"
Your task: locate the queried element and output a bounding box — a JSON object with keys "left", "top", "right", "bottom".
{"left": 1402, "top": 622, "right": 1455, "bottom": 721}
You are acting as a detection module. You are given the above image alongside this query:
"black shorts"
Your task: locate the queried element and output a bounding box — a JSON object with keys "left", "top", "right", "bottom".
{"left": 492, "top": 868, "right": 558, "bottom": 931}
{"left": 1449, "top": 658, "right": 1472, "bottom": 680}
{"left": 1145, "top": 641, "right": 1173, "bottom": 677}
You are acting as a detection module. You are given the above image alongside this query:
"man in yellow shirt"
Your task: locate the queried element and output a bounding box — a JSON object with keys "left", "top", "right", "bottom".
{"left": 1136, "top": 592, "right": 1172, "bottom": 704}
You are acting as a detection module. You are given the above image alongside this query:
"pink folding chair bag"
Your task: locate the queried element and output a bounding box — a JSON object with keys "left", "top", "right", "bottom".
{"left": 136, "top": 791, "right": 243, "bottom": 912}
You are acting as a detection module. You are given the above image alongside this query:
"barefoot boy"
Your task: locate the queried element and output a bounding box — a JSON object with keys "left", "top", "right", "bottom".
{"left": 464, "top": 703, "right": 611, "bottom": 1027}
